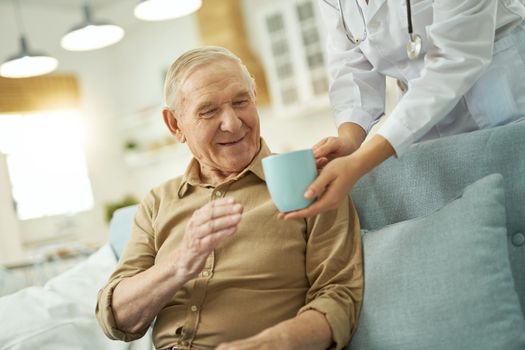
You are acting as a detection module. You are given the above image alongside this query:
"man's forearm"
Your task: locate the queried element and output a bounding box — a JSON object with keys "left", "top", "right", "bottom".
{"left": 112, "top": 253, "right": 187, "bottom": 334}
{"left": 261, "top": 310, "right": 332, "bottom": 350}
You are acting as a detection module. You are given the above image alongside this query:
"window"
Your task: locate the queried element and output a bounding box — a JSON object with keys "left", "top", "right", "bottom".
{"left": 257, "top": 0, "right": 329, "bottom": 115}
{"left": 0, "top": 110, "right": 93, "bottom": 220}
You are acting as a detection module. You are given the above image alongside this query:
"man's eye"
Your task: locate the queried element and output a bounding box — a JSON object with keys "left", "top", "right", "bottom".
{"left": 200, "top": 109, "right": 217, "bottom": 117}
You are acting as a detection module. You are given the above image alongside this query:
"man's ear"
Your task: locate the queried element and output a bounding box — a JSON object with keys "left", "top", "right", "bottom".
{"left": 162, "top": 108, "right": 186, "bottom": 143}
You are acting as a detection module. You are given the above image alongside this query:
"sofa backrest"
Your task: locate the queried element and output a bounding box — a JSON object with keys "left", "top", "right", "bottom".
{"left": 351, "top": 122, "right": 525, "bottom": 315}
{"left": 109, "top": 205, "right": 138, "bottom": 260}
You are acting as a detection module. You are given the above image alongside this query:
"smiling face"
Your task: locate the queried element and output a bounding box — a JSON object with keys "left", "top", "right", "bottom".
{"left": 163, "top": 57, "right": 261, "bottom": 181}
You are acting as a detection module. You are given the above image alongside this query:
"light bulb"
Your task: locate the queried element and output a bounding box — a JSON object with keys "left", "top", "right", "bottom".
{"left": 134, "top": 0, "right": 202, "bottom": 21}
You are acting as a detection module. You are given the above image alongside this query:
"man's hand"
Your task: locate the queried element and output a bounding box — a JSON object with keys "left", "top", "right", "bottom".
{"left": 176, "top": 197, "right": 243, "bottom": 282}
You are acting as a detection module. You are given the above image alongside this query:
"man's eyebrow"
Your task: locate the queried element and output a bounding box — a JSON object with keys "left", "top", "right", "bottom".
{"left": 234, "top": 91, "right": 252, "bottom": 99}
{"left": 193, "top": 90, "right": 253, "bottom": 113}
{"left": 195, "top": 101, "right": 215, "bottom": 112}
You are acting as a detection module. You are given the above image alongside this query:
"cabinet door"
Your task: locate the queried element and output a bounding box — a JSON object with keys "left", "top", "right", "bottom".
{"left": 257, "top": 0, "right": 329, "bottom": 117}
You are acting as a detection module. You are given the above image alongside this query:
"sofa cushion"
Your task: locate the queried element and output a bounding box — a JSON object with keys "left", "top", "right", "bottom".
{"left": 348, "top": 174, "right": 525, "bottom": 350}
{"left": 351, "top": 122, "right": 525, "bottom": 313}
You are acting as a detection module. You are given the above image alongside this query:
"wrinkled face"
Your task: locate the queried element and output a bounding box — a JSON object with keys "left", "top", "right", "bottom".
{"left": 165, "top": 58, "right": 260, "bottom": 175}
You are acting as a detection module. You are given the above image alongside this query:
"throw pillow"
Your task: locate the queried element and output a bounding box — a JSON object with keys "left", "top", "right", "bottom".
{"left": 347, "top": 174, "right": 525, "bottom": 350}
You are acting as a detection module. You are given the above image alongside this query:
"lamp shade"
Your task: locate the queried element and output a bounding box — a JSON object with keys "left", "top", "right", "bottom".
{"left": 0, "top": 36, "right": 58, "bottom": 78}
{"left": 61, "top": 5, "right": 124, "bottom": 51}
{"left": 134, "top": 0, "right": 202, "bottom": 21}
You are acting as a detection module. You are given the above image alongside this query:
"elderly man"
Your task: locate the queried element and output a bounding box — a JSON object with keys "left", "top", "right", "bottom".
{"left": 96, "top": 46, "right": 363, "bottom": 350}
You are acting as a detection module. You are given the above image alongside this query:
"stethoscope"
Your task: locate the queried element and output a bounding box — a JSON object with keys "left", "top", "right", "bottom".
{"left": 337, "top": 0, "right": 422, "bottom": 60}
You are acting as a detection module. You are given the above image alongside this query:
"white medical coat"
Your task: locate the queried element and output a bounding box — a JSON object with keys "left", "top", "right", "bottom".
{"left": 320, "top": 0, "right": 525, "bottom": 155}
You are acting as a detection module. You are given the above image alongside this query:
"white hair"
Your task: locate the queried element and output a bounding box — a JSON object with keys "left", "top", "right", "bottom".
{"left": 163, "top": 46, "right": 255, "bottom": 110}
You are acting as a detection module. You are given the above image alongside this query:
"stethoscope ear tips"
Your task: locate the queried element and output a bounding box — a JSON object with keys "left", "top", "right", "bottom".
{"left": 406, "top": 33, "right": 422, "bottom": 60}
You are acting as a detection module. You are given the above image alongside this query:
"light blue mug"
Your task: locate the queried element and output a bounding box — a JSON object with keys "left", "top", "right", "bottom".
{"left": 262, "top": 149, "right": 317, "bottom": 212}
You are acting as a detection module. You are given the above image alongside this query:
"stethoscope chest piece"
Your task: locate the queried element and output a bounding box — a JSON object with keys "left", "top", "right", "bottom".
{"left": 406, "top": 33, "right": 422, "bottom": 60}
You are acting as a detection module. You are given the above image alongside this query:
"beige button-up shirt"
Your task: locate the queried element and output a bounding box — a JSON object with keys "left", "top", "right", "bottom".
{"left": 96, "top": 140, "right": 363, "bottom": 349}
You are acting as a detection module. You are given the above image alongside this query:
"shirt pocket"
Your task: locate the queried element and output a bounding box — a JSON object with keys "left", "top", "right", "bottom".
{"left": 464, "top": 37, "right": 525, "bottom": 128}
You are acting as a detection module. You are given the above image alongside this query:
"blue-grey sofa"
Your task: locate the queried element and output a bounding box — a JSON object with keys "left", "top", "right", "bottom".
{"left": 109, "top": 122, "right": 525, "bottom": 350}
{"left": 348, "top": 121, "right": 525, "bottom": 349}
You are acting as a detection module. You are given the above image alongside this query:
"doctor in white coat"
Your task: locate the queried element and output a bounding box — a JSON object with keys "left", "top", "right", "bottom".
{"left": 282, "top": 0, "right": 525, "bottom": 220}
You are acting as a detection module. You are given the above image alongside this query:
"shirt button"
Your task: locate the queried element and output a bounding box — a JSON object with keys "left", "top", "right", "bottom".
{"left": 201, "top": 270, "right": 210, "bottom": 277}
{"left": 214, "top": 191, "right": 222, "bottom": 197}
{"left": 190, "top": 305, "right": 198, "bottom": 312}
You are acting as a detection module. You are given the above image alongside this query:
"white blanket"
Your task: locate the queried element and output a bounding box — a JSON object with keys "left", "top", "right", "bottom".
{"left": 0, "top": 244, "right": 152, "bottom": 350}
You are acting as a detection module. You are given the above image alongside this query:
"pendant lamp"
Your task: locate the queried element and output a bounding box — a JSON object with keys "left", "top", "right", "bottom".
{"left": 134, "top": 0, "right": 202, "bottom": 21}
{"left": 61, "top": 3, "right": 124, "bottom": 51}
{"left": 0, "top": 0, "right": 58, "bottom": 78}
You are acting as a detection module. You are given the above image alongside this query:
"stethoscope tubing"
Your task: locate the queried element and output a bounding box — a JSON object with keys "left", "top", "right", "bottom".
{"left": 337, "top": 0, "right": 422, "bottom": 59}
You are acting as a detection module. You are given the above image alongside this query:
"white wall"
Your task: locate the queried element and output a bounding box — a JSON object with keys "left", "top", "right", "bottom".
{"left": 0, "top": 153, "right": 23, "bottom": 264}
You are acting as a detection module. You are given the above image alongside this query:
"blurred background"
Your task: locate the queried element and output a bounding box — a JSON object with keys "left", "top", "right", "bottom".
{"left": 0, "top": 0, "right": 397, "bottom": 294}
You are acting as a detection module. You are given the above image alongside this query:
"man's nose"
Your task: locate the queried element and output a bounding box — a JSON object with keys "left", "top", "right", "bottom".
{"left": 219, "top": 106, "right": 243, "bottom": 132}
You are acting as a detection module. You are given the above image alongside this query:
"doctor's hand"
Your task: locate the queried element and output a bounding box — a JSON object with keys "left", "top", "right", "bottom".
{"left": 313, "top": 136, "right": 359, "bottom": 169}
{"left": 313, "top": 122, "right": 367, "bottom": 169}
{"left": 279, "top": 156, "right": 359, "bottom": 220}
{"left": 280, "top": 135, "right": 396, "bottom": 220}
{"left": 177, "top": 197, "right": 243, "bottom": 282}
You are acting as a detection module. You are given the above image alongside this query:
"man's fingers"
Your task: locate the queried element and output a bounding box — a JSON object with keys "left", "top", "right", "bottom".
{"left": 194, "top": 213, "right": 242, "bottom": 238}
{"left": 198, "top": 226, "right": 237, "bottom": 250}
{"left": 192, "top": 200, "right": 243, "bottom": 226}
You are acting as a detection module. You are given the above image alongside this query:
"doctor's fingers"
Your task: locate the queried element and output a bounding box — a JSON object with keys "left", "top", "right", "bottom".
{"left": 313, "top": 137, "right": 347, "bottom": 160}
{"left": 281, "top": 159, "right": 353, "bottom": 220}
{"left": 280, "top": 173, "right": 346, "bottom": 220}
{"left": 316, "top": 157, "right": 330, "bottom": 170}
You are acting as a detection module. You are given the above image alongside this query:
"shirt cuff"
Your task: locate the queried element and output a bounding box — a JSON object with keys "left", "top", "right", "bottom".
{"left": 95, "top": 278, "right": 147, "bottom": 342}
{"left": 298, "top": 297, "right": 352, "bottom": 350}
{"left": 376, "top": 114, "right": 416, "bottom": 157}
{"left": 334, "top": 107, "right": 378, "bottom": 134}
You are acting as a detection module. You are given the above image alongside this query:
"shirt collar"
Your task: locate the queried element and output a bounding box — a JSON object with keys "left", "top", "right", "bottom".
{"left": 177, "top": 138, "right": 271, "bottom": 198}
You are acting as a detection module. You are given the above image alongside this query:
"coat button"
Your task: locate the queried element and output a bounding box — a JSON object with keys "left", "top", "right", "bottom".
{"left": 190, "top": 305, "right": 198, "bottom": 312}
{"left": 511, "top": 232, "right": 525, "bottom": 247}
